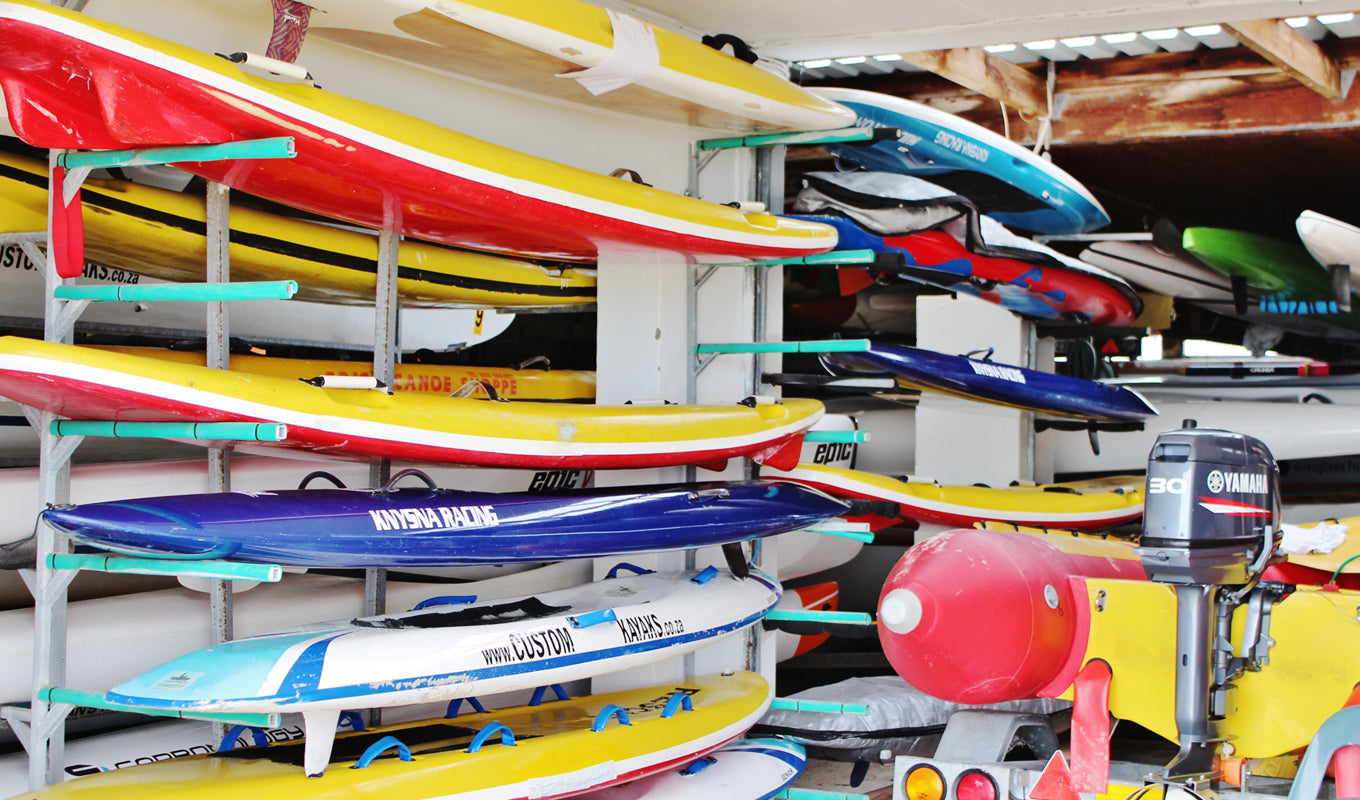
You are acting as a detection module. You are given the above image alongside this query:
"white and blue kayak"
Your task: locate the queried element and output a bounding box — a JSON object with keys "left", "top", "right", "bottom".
{"left": 42, "top": 471, "right": 849, "bottom": 568}
{"left": 823, "top": 341, "right": 1158, "bottom": 422}
{"left": 812, "top": 87, "right": 1109, "bottom": 235}
{"left": 583, "top": 737, "right": 806, "bottom": 800}
{"left": 105, "top": 566, "right": 779, "bottom": 775}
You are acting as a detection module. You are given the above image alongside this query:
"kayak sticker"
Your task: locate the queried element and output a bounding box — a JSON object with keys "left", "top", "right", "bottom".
{"left": 615, "top": 613, "right": 684, "bottom": 645}
{"left": 479, "top": 627, "right": 577, "bottom": 666}
{"left": 149, "top": 671, "right": 204, "bottom": 692}
{"left": 368, "top": 504, "right": 499, "bottom": 531}
{"left": 933, "top": 130, "right": 990, "bottom": 163}
{"left": 969, "top": 360, "right": 1026, "bottom": 384}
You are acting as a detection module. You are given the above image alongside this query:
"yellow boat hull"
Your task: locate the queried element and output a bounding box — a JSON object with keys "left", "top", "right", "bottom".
{"left": 11, "top": 671, "right": 771, "bottom": 799}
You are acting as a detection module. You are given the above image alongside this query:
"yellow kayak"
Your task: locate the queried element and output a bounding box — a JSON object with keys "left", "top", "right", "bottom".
{"left": 0, "top": 145, "right": 596, "bottom": 309}
{"left": 98, "top": 346, "right": 597, "bottom": 401}
{"left": 12, "top": 671, "right": 771, "bottom": 798}
{"left": 764, "top": 462, "right": 1144, "bottom": 530}
{"left": 0, "top": 337, "right": 820, "bottom": 470}
{"left": 307, "top": 0, "right": 856, "bottom": 132}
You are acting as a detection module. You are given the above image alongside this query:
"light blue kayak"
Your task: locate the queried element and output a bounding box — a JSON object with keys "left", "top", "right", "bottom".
{"left": 813, "top": 87, "right": 1109, "bottom": 235}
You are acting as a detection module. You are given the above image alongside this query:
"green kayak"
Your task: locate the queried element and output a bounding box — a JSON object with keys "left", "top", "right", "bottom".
{"left": 1183, "top": 227, "right": 1339, "bottom": 303}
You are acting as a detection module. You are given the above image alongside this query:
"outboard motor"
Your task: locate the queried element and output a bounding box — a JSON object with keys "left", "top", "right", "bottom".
{"left": 1134, "top": 420, "right": 1283, "bottom": 786}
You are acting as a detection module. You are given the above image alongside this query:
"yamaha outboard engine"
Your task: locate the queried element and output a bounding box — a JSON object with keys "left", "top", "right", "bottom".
{"left": 1135, "top": 420, "right": 1282, "bottom": 786}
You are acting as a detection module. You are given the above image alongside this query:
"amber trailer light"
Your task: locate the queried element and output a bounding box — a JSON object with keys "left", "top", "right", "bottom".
{"left": 904, "top": 763, "right": 948, "bottom": 800}
{"left": 955, "top": 769, "right": 1000, "bottom": 800}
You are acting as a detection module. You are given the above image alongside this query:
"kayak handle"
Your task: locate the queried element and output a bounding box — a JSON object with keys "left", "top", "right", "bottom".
{"left": 605, "top": 562, "right": 655, "bottom": 578}
{"left": 351, "top": 735, "right": 411, "bottom": 769}
{"left": 568, "top": 608, "right": 618, "bottom": 629}
{"left": 414, "top": 595, "right": 477, "bottom": 610}
{"left": 591, "top": 705, "right": 632, "bottom": 732}
{"left": 660, "top": 692, "right": 693, "bottom": 718}
{"left": 217, "top": 725, "right": 271, "bottom": 752}
{"left": 529, "top": 684, "right": 570, "bottom": 706}
{"left": 681, "top": 755, "right": 718, "bottom": 775}
{"left": 297, "top": 471, "right": 346, "bottom": 490}
{"left": 686, "top": 487, "right": 731, "bottom": 503}
{"left": 450, "top": 380, "right": 504, "bottom": 401}
{"left": 444, "top": 696, "right": 487, "bottom": 719}
{"left": 513, "top": 356, "right": 551, "bottom": 371}
{"left": 382, "top": 468, "right": 438, "bottom": 492}
{"left": 467, "top": 722, "right": 515, "bottom": 753}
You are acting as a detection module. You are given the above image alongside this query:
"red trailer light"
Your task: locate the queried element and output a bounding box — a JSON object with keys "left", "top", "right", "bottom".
{"left": 956, "top": 769, "right": 999, "bottom": 800}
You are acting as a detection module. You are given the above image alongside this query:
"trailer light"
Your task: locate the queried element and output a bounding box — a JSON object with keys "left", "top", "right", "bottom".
{"left": 904, "top": 764, "right": 947, "bottom": 800}
{"left": 956, "top": 770, "right": 999, "bottom": 800}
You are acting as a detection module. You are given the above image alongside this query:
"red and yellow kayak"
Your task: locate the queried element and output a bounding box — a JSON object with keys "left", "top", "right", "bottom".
{"left": 0, "top": 0, "right": 836, "bottom": 263}
{"left": 0, "top": 337, "right": 820, "bottom": 470}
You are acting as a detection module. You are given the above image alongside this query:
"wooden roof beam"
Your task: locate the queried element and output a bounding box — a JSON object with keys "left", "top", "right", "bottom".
{"left": 897, "top": 47, "right": 1049, "bottom": 117}
{"left": 1222, "top": 18, "right": 1345, "bottom": 98}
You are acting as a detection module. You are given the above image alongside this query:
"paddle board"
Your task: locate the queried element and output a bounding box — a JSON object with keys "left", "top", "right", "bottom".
{"left": 106, "top": 566, "right": 778, "bottom": 774}
{"left": 1079, "top": 239, "right": 1360, "bottom": 342}
{"left": 582, "top": 737, "right": 806, "bottom": 800}
{"left": 0, "top": 337, "right": 823, "bottom": 471}
{"left": 0, "top": 143, "right": 596, "bottom": 310}
{"left": 0, "top": 238, "right": 517, "bottom": 353}
{"left": 1045, "top": 400, "right": 1360, "bottom": 477}
{"left": 21, "top": 670, "right": 772, "bottom": 795}
{"left": 1297, "top": 209, "right": 1360, "bottom": 279}
{"left": 1079, "top": 239, "right": 1238, "bottom": 304}
{"left": 1104, "top": 371, "right": 1360, "bottom": 404}
{"left": 796, "top": 214, "right": 1137, "bottom": 326}
{"left": 811, "top": 87, "right": 1109, "bottom": 234}
{"left": 0, "top": 0, "right": 837, "bottom": 263}
{"left": 272, "top": 0, "right": 855, "bottom": 133}
{"left": 41, "top": 478, "right": 849, "bottom": 568}
{"left": 763, "top": 463, "right": 1144, "bottom": 533}
{"left": 822, "top": 341, "right": 1157, "bottom": 422}
{"left": 1183, "top": 227, "right": 1345, "bottom": 307}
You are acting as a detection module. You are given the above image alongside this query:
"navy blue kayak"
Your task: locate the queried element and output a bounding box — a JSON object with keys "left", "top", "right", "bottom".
{"left": 824, "top": 342, "right": 1158, "bottom": 422}
{"left": 41, "top": 473, "right": 850, "bottom": 568}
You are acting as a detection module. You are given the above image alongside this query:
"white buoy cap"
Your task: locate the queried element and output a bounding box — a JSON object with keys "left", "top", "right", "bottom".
{"left": 879, "top": 587, "right": 923, "bottom": 635}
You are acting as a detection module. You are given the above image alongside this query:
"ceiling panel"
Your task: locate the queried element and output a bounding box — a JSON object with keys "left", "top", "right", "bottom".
{"left": 621, "top": 0, "right": 1360, "bottom": 60}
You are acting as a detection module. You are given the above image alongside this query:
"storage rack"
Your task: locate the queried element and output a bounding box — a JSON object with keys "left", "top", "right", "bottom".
{"left": 0, "top": 133, "right": 416, "bottom": 789}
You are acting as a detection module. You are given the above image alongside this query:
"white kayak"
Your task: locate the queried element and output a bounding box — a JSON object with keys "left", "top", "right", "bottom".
{"left": 105, "top": 566, "right": 779, "bottom": 775}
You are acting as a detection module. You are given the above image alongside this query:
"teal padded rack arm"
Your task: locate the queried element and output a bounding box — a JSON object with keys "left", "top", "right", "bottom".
{"left": 49, "top": 421, "right": 288, "bottom": 441}
{"left": 697, "top": 339, "right": 871, "bottom": 355}
{"left": 56, "top": 137, "right": 296, "bottom": 171}
{"left": 48, "top": 554, "right": 282, "bottom": 583}
{"left": 767, "top": 698, "right": 871, "bottom": 716}
{"left": 53, "top": 280, "right": 298, "bottom": 303}
{"left": 804, "top": 430, "right": 871, "bottom": 443}
{"left": 696, "top": 126, "right": 899, "bottom": 152}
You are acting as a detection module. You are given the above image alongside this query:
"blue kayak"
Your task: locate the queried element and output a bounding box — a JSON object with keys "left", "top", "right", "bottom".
{"left": 823, "top": 342, "right": 1157, "bottom": 421}
{"left": 41, "top": 473, "right": 849, "bottom": 568}
{"left": 813, "top": 87, "right": 1109, "bottom": 235}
